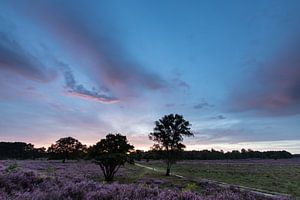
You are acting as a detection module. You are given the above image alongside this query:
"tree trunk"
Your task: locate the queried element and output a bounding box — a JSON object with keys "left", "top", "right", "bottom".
{"left": 104, "top": 166, "right": 116, "bottom": 182}
{"left": 166, "top": 167, "right": 170, "bottom": 176}
{"left": 105, "top": 175, "right": 113, "bottom": 182}
{"left": 166, "top": 160, "right": 171, "bottom": 176}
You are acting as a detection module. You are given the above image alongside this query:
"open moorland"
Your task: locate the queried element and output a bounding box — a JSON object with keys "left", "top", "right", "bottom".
{"left": 0, "top": 159, "right": 298, "bottom": 200}
{"left": 137, "top": 158, "right": 300, "bottom": 198}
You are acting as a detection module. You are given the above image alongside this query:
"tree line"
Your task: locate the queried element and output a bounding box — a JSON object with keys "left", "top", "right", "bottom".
{"left": 0, "top": 142, "right": 292, "bottom": 160}
{"left": 131, "top": 149, "right": 293, "bottom": 161}
{"left": 0, "top": 114, "right": 294, "bottom": 181}
{"left": 0, "top": 142, "right": 292, "bottom": 161}
{"left": 0, "top": 142, "right": 46, "bottom": 159}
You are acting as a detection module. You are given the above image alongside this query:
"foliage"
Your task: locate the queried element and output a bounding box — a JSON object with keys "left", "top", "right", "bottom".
{"left": 0, "top": 140, "right": 294, "bottom": 161}
{"left": 130, "top": 149, "right": 145, "bottom": 161}
{"left": 183, "top": 182, "right": 198, "bottom": 192}
{"left": 149, "top": 114, "right": 193, "bottom": 176}
{"left": 138, "top": 149, "right": 293, "bottom": 160}
{"left": 5, "top": 161, "right": 18, "bottom": 173}
{"left": 47, "top": 137, "right": 87, "bottom": 162}
{"left": 89, "top": 133, "right": 134, "bottom": 182}
{"left": 0, "top": 142, "right": 46, "bottom": 159}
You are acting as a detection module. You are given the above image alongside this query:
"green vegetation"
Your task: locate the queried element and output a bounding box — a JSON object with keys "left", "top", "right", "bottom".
{"left": 138, "top": 160, "right": 300, "bottom": 197}
{"left": 47, "top": 137, "right": 87, "bottom": 162}
{"left": 149, "top": 114, "right": 193, "bottom": 176}
{"left": 5, "top": 161, "right": 18, "bottom": 172}
{"left": 89, "top": 163, "right": 204, "bottom": 192}
{"left": 89, "top": 133, "right": 134, "bottom": 182}
{"left": 2, "top": 159, "right": 296, "bottom": 199}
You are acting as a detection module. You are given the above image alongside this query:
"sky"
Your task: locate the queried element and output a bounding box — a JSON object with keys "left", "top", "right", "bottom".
{"left": 0, "top": 0, "right": 300, "bottom": 153}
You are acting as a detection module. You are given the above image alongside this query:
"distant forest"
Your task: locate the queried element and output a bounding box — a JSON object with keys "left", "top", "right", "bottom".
{"left": 134, "top": 149, "right": 294, "bottom": 160}
{"left": 0, "top": 141, "right": 294, "bottom": 160}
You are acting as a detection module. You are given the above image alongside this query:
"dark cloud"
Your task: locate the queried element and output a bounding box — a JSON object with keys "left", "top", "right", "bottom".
{"left": 211, "top": 115, "right": 226, "bottom": 120}
{"left": 172, "top": 78, "right": 190, "bottom": 90}
{"left": 194, "top": 100, "right": 213, "bottom": 109}
{"left": 229, "top": 38, "right": 300, "bottom": 116}
{"left": 13, "top": 2, "right": 166, "bottom": 98}
{"left": 0, "top": 32, "right": 56, "bottom": 82}
{"left": 63, "top": 67, "right": 118, "bottom": 103}
{"left": 165, "top": 103, "right": 175, "bottom": 108}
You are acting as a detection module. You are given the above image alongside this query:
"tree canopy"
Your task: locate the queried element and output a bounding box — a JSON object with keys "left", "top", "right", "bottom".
{"left": 149, "top": 114, "right": 193, "bottom": 175}
{"left": 47, "top": 137, "right": 86, "bottom": 162}
{"left": 89, "top": 133, "right": 134, "bottom": 182}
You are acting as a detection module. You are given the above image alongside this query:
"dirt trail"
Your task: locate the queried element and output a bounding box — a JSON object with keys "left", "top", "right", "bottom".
{"left": 135, "top": 162, "right": 291, "bottom": 199}
{"left": 135, "top": 163, "right": 184, "bottom": 178}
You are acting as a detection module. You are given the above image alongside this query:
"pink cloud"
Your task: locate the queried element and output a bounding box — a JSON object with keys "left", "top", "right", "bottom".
{"left": 65, "top": 92, "right": 119, "bottom": 104}
{"left": 229, "top": 38, "right": 300, "bottom": 116}
{"left": 14, "top": 2, "right": 166, "bottom": 100}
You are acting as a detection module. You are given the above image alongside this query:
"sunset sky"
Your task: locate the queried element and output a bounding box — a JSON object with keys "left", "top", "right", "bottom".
{"left": 0, "top": 0, "right": 300, "bottom": 153}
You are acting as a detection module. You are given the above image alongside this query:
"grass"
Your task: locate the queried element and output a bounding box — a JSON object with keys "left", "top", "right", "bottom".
{"left": 137, "top": 159, "right": 300, "bottom": 197}
{"left": 89, "top": 163, "right": 204, "bottom": 193}
{"left": 2, "top": 159, "right": 298, "bottom": 198}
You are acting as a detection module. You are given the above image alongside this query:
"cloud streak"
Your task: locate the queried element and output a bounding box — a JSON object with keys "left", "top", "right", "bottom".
{"left": 229, "top": 38, "right": 300, "bottom": 116}
{"left": 211, "top": 115, "right": 226, "bottom": 120}
{"left": 14, "top": 2, "right": 167, "bottom": 99}
{"left": 63, "top": 67, "right": 118, "bottom": 103}
{"left": 194, "top": 99, "right": 213, "bottom": 109}
{"left": 0, "top": 32, "right": 56, "bottom": 82}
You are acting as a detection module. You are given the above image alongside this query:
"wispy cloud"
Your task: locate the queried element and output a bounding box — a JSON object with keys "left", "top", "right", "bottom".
{"left": 211, "top": 115, "right": 226, "bottom": 120}
{"left": 0, "top": 32, "right": 56, "bottom": 82}
{"left": 62, "top": 66, "right": 118, "bottom": 103}
{"left": 229, "top": 38, "right": 300, "bottom": 116}
{"left": 172, "top": 78, "right": 190, "bottom": 90}
{"left": 194, "top": 99, "right": 213, "bottom": 109}
{"left": 13, "top": 2, "right": 167, "bottom": 99}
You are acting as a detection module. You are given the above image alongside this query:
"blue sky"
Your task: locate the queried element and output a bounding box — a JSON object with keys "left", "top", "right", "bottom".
{"left": 0, "top": 0, "right": 300, "bottom": 153}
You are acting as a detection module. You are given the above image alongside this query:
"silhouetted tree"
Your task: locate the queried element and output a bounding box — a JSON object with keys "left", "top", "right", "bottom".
{"left": 0, "top": 142, "right": 46, "bottom": 159}
{"left": 47, "top": 137, "right": 86, "bottom": 162}
{"left": 130, "top": 149, "right": 144, "bottom": 161}
{"left": 149, "top": 114, "right": 193, "bottom": 176}
{"left": 89, "top": 133, "right": 134, "bottom": 182}
{"left": 140, "top": 149, "right": 293, "bottom": 160}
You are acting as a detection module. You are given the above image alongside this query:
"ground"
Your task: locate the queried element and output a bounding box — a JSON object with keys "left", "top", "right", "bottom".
{"left": 137, "top": 158, "right": 300, "bottom": 198}
{"left": 0, "top": 159, "right": 298, "bottom": 199}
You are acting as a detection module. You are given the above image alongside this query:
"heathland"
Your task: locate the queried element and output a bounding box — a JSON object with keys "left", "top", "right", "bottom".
{"left": 0, "top": 159, "right": 299, "bottom": 199}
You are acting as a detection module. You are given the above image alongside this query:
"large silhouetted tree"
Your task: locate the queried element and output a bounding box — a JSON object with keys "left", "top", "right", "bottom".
{"left": 89, "top": 133, "right": 134, "bottom": 182}
{"left": 47, "top": 137, "right": 86, "bottom": 162}
{"left": 149, "top": 114, "right": 193, "bottom": 176}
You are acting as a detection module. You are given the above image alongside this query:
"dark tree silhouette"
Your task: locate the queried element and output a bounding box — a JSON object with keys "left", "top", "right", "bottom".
{"left": 149, "top": 114, "right": 193, "bottom": 176}
{"left": 89, "top": 133, "right": 134, "bottom": 182}
{"left": 47, "top": 137, "right": 86, "bottom": 162}
{"left": 0, "top": 142, "right": 46, "bottom": 159}
{"left": 139, "top": 149, "right": 293, "bottom": 160}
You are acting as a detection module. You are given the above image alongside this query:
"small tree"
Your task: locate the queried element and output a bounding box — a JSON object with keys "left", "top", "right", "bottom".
{"left": 149, "top": 114, "right": 193, "bottom": 176}
{"left": 89, "top": 133, "right": 134, "bottom": 182}
{"left": 47, "top": 137, "right": 86, "bottom": 162}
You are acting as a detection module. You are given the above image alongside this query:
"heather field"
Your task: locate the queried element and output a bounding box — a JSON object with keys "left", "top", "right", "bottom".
{"left": 0, "top": 160, "right": 296, "bottom": 200}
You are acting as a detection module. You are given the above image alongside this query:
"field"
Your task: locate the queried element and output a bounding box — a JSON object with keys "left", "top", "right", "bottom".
{"left": 0, "top": 159, "right": 298, "bottom": 200}
{"left": 138, "top": 159, "right": 300, "bottom": 198}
